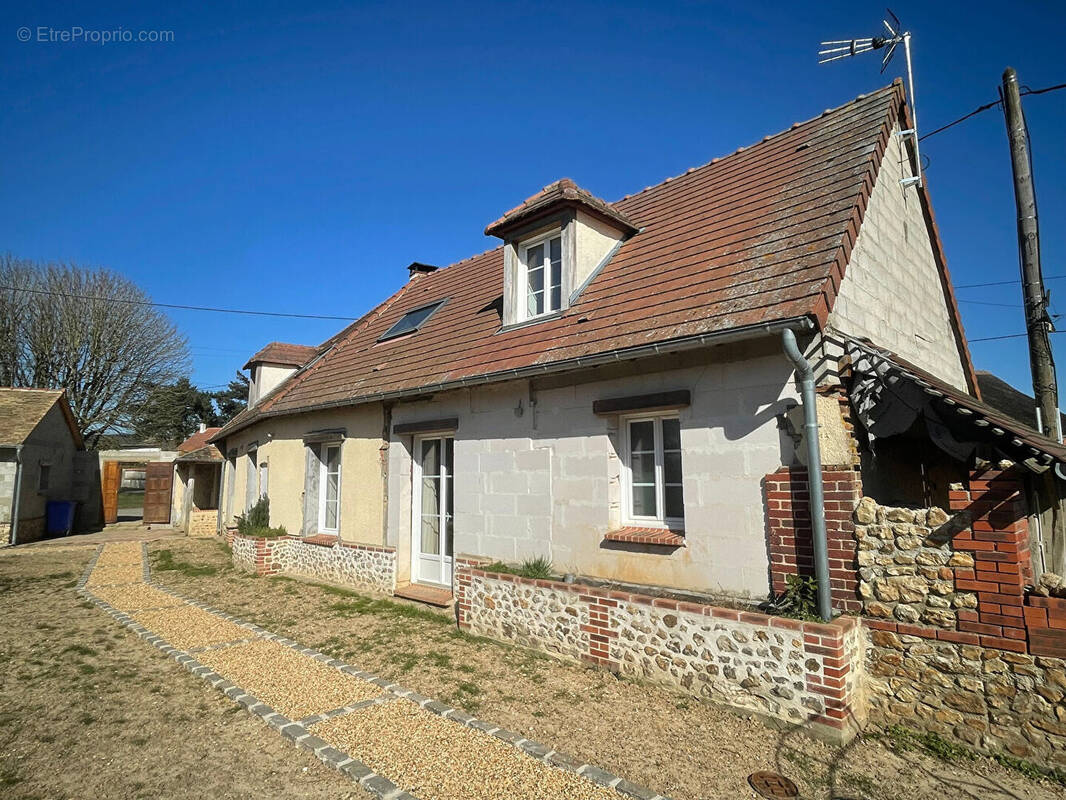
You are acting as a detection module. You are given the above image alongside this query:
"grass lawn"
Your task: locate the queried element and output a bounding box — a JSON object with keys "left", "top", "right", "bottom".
{"left": 117, "top": 489, "right": 144, "bottom": 509}
{"left": 139, "top": 538, "right": 1066, "bottom": 800}
{"left": 0, "top": 545, "right": 369, "bottom": 800}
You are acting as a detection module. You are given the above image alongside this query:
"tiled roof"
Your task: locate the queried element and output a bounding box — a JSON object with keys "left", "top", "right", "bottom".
{"left": 177, "top": 427, "right": 222, "bottom": 453}
{"left": 484, "top": 178, "right": 639, "bottom": 238}
{"left": 216, "top": 82, "right": 972, "bottom": 440}
{"left": 242, "top": 342, "right": 319, "bottom": 370}
{"left": 976, "top": 371, "right": 1066, "bottom": 434}
{"left": 847, "top": 340, "right": 1066, "bottom": 469}
{"left": 0, "top": 388, "right": 81, "bottom": 447}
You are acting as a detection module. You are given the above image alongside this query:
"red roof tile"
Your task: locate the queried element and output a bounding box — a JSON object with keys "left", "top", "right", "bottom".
{"left": 178, "top": 427, "right": 222, "bottom": 453}
{"left": 242, "top": 342, "right": 318, "bottom": 370}
{"left": 216, "top": 82, "right": 973, "bottom": 440}
{"left": 484, "top": 178, "right": 639, "bottom": 238}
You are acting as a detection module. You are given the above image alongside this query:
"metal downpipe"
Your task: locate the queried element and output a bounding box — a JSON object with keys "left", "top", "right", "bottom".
{"left": 10, "top": 445, "right": 24, "bottom": 546}
{"left": 781, "top": 329, "right": 832, "bottom": 621}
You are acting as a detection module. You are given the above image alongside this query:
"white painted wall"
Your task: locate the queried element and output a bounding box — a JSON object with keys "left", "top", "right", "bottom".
{"left": 387, "top": 341, "right": 800, "bottom": 598}
{"left": 828, "top": 122, "right": 969, "bottom": 390}
{"left": 248, "top": 363, "right": 298, "bottom": 406}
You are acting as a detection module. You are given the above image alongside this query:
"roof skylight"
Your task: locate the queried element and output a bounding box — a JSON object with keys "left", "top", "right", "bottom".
{"left": 378, "top": 300, "right": 447, "bottom": 341}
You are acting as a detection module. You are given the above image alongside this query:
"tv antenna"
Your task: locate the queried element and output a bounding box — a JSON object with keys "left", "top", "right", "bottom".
{"left": 819, "top": 9, "right": 923, "bottom": 189}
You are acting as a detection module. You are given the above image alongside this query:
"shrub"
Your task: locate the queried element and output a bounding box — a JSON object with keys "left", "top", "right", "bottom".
{"left": 768, "top": 574, "right": 820, "bottom": 621}
{"left": 483, "top": 556, "right": 554, "bottom": 580}
{"left": 234, "top": 497, "right": 287, "bottom": 538}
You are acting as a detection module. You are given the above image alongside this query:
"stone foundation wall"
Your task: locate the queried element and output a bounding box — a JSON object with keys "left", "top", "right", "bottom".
{"left": 854, "top": 498, "right": 977, "bottom": 629}
{"left": 16, "top": 516, "right": 45, "bottom": 544}
{"left": 867, "top": 627, "right": 1066, "bottom": 766}
{"left": 226, "top": 529, "right": 395, "bottom": 594}
{"left": 188, "top": 509, "right": 217, "bottom": 538}
{"left": 455, "top": 559, "right": 863, "bottom": 743}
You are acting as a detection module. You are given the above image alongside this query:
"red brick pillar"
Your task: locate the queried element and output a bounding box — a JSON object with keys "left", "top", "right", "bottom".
{"left": 580, "top": 590, "right": 621, "bottom": 672}
{"left": 949, "top": 467, "right": 1030, "bottom": 652}
{"left": 766, "top": 465, "right": 863, "bottom": 614}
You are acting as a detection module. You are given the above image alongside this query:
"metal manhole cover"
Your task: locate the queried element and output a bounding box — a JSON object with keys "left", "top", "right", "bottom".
{"left": 748, "top": 771, "right": 799, "bottom": 799}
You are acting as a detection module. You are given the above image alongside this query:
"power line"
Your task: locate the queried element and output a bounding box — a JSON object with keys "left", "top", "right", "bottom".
{"left": 918, "top": 81, "right": 1066, "bottom": 142}
{"left": 956, "top": 274, "right": 1066, "bottom": 289}
{"left": 971, "top": 330, "right": 1066, "bottom": 343}
{"left": 0, "top": 284, "right": 358, "bottom": 322}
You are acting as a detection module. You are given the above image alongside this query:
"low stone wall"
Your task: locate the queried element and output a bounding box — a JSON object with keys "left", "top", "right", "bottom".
{"left": 187, "top": 509, "right": 217, "bottom": 538}
{"left": 854, "top": 497, "right": 977, "bottom": 629}
{"left": 226, "top": 530, "right": 395, "bottom": 594}
{"left": 455, "top": 559, "right": 864, "bottom": 743}
{"left": 867, "top": 627, "right": 1066, "bottom": 766}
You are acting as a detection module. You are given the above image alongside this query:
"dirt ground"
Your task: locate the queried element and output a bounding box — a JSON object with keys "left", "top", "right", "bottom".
{"left": 132, "top": 538, "right": 1066, "bottom": 800}
{"left": 0, "top": 545, "right": 370, "bottom": 800}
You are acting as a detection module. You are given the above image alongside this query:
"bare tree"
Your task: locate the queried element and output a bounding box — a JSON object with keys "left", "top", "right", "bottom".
{"left": 0, "top": 255, "right": 190, "bottom": 447}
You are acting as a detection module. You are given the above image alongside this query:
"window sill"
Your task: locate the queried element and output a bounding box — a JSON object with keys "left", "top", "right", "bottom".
{"left": 302, "top": 533, "right": 338, "bottom": 547}
{"left": 497, "top": 309, "right": 565, "bottom": 334}
{"left": 603, "top": 527, "right": 685, "bottom": 548}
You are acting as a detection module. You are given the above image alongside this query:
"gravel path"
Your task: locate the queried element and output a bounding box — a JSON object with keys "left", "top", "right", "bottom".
{"left": 78, "top": 541, "right": 665, "bottom": 800}
{"left": 90, "top": 583, "right": 187, "bottom": 612}
{"left": 85, "top": 564, "right": 145, "bottom": 586}
{"left": 314, "top": 700, "right": 619, "bottom": 800}
{"left": 132, "top": 605, "right": 253, "bottom": 649}
{"left": 197, "top": 639, "right": 386, "bottom": 719}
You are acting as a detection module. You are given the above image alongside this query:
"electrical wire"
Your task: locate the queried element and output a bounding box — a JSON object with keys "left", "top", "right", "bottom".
{"left": 956, "top": 275, "right": 1066, "bottom": 289}
{"left": 0, "top": 284, "right": 358, "bottom": 321}
{"left": 918, "top": 81, "right": 1066, "bottom": 142}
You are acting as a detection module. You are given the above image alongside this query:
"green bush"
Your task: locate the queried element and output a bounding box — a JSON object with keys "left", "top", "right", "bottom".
{"left": 234, "top": 497, "right": 287, "bottom": 538}
{"left": 483, "top": 556, "right": 554, "bottom": 580}
{"left": 769, "top": 574, "right": 820, "bottom": 621}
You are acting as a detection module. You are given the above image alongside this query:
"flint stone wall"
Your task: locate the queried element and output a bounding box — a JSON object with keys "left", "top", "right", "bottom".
{"left": 226, "top": 530, "right": 395, "bottom": 594}
{"left": 457, "top": 563, "right": 863, "bottom": 743}
{"left": 854, "top": 497, "right": 976, "bottom": 629}
{"left": 867, "top": 627, "right": 1066, "bottom": 767}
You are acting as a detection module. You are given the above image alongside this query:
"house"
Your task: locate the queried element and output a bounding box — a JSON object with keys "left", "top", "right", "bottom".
{"left": 0, "top": 388, "right": 99, "bottom": 543}
{"left": 215, "top": 80, "right": 975, "bottom": 596}
{"left": 171, "top": 425, "right": 223, "bottom": 536}
{"left": 210, "top": 82, "right": 1066, "bottom": 757}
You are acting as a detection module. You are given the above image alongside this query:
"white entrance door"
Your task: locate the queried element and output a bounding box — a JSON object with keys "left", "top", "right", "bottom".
{"left": 411, "top": 435, "right": 453, "bottom": 587}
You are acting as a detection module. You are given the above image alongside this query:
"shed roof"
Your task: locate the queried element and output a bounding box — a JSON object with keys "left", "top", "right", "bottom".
{"left": 0, "top": 388, "right": 83, "bottom": 448}
{"left": 215, "top": 81, "right": 973, "bottom": 441}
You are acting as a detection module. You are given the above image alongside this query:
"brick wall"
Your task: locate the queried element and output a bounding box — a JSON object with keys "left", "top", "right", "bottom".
{"left": 765, "top": 465, "right": 863, "bottom": 613}
{"left": 188, "top": 509, "right": 217, "bottom": 538}
{"left": 455, "top": 558, "right": 864, "bottom": 744}
{"left": 947, "top": 467, "right": 1030, "bottom": 652}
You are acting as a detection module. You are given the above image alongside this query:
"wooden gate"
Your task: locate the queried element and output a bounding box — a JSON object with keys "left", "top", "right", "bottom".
{"left": 102, "top": 461, "right": 121, "bottom": 525}
{"left": 143, "top": 462, "right": 173, "bottom": 524}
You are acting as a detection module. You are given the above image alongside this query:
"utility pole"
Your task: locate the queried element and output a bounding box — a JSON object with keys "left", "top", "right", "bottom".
{"left": 1001, "top": 67, "right": 1060, "bottom": 441}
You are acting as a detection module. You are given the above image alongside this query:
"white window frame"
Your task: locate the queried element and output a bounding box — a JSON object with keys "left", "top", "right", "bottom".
{"left": 621, "top": 412, "right": 685, "bottom": 528}
{"left": 519, "top": 230, "right": 564, "bottom": 321}
{"left": 317, "top": 444, "right": 341, "bottom": 533}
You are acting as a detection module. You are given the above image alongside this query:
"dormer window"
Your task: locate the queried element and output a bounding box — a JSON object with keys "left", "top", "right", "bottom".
{"left": 485, "top": 178, "right": 639, "bottom": 329}
{"left": 521, "top": 233, "right": 563, "bottom": 320}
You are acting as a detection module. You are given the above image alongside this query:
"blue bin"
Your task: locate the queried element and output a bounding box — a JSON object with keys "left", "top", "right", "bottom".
{"left": 46, "top": 501, "right": 77, "bottom": 536}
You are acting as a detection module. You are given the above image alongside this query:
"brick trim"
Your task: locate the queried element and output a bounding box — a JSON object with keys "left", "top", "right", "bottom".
{"left": 765, "top": 464, "right": 863, "bottom": 614}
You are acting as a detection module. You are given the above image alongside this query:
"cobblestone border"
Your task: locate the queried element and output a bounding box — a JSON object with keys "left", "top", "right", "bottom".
{"left": 80, "top": 545, "right": 670, "bottom": 800}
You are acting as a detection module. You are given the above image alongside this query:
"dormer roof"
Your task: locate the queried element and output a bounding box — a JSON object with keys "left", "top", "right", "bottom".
{"left": 242, "top": 341, "right": 318, "bottom": 371}
{"left": 484, "top": 178, "right": 639, "bottom": 239}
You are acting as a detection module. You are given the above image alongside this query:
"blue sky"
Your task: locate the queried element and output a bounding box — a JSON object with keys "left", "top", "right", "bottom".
{"left": 2, "top": 1, "right": 1064, "bottom": 396}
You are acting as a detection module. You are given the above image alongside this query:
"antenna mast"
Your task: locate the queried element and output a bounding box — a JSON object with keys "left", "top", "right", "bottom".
{"left": 819, "top": 10, "right": 923, "bottom": 188}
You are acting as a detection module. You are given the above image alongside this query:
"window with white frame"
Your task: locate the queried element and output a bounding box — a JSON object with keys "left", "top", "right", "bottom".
{"left": 521, "top": 233, "right": 563, "bottom": 320}
{"left": 623, "top": 414, "right": 684, "bottom": 527}
{"left": 318, "top": 444, "right": 341, "bottom": 533}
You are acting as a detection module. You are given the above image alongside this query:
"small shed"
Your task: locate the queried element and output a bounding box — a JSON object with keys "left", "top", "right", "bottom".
{"left": 0, "top": 388, "right": 97, "bottom": 544}
{"left": 171, "top": 426, "right": 223, "bottom": 537}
